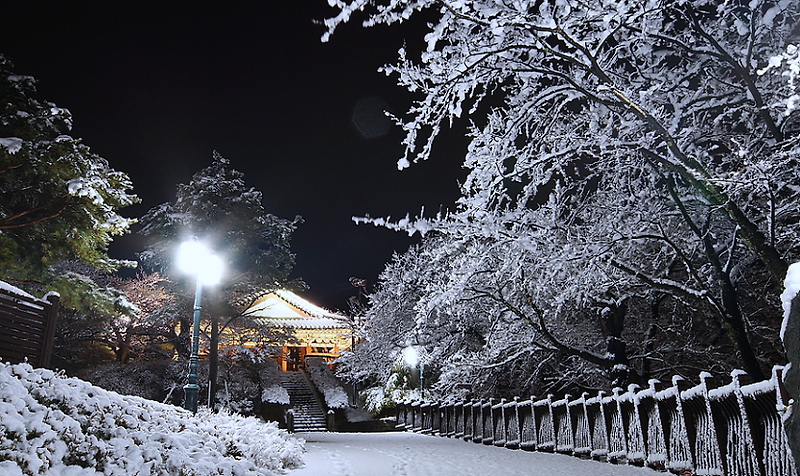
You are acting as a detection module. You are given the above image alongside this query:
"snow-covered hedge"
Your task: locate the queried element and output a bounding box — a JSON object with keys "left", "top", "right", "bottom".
{"left": 0, "top": 361, "right": 304, "bottom": 476}
{"left": 259, "top": 358, "right": 289, "bottom": 405}
{"left": 306, "top": 357, "right": 348, "bottom": 409}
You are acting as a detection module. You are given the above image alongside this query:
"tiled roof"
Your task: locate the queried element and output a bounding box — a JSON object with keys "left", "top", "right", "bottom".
{"left": 246, "top": 290, "right": 349, "bottom": 330}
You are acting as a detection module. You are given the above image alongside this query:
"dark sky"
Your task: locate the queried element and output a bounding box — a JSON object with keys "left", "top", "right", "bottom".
{"left": 1, "top": 2, "right": 466, "bottom": 312}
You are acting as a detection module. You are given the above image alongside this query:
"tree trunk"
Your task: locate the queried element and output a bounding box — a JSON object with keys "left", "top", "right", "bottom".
{"left": 718, "top": 274, "right": 765, "bottom": 381}
{"left": 642, "top": 295, "right": 662, "bottom": 382}
{"left": 599, "top": 299, "right": 638, "bottom": 388}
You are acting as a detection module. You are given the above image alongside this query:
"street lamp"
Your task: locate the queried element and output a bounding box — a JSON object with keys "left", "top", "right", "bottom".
{"left": 177, "top": 240, "right": 223, "bottom": 413}
{"left": 403, "top": 345, "right": 424, "bottom": 401}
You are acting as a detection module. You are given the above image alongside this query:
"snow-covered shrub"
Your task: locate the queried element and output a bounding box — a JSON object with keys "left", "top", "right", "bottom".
{"left": 76, "top": 359, "right": 187, "bottom": 404}
{"left": 259, "top": 359, "right": 289, "bottom": 405}
{"left": 362, "top": 367, "right": 420, "bottom": 414}
{"left": 0, "top": 361, "right": 304, "bottom": 476}
{"left": 306, "top": 357, "right": 348, "bottom": 409}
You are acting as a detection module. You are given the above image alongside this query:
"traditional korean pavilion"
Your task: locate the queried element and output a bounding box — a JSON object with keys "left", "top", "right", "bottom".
{"left": 245, "top": 290, "right": 352, "bottom": 371}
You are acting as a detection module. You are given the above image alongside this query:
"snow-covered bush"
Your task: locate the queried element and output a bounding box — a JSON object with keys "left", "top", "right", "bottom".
{"left": 259, "top": 358, "right": 289, "bottom": 405}
{"left": 306, "top": 357, "right": 348, "bottom": 409}
{"left": 0, "top": 361, "right": 304, "bottom": 476}
{"left": 362, "top": 367, "right": 419, "bottom": 414}
{"left": 76, "top": 359, "right": 187, "bottom": 404}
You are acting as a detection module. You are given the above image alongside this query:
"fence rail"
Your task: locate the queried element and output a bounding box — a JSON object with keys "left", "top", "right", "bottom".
{"left": 0, "top": 283, "right": 59, "bottom": 368}
{"left": 395, "top": 367, "right": 797, "bottom": 476}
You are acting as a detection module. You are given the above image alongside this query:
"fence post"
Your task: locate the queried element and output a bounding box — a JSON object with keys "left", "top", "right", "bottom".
{"left": 464, "top": 399, "right": 474, "bottom": 442}
{"left": 473, "top": 399, "right": 484, "bottom": 443}
{"left": 587, "top": 391, "right": 609, "bottom": 461}
{"left": 607, "top": 387, "right": 628, "bottom": 463}
{"left": 621, "top": 383, "right": 646, "bottom": 465}
{"left": 639, "top": 379, "right": 668, "bottom": 471}
{"left": 553, "top": 394, "right": 574, "bottom": 454}
{"left": 570, "top": 392, "right": 591, "bottom": 457}
{"left": 710, "top": 369, "right": 761, "bottom": 476}
{"left": 493, "top": 398, "right": 506, "bottom": 447}
{"left": 761, "top": 366, "right": 798, "bottom": 476}
{"left": 286, "top": 408, "right": 295, "bottom": 433}
{"left": 482, "top": 398, "right": 495, "bottom": 445}
{"left": 505, "top": 397, "right": 521, "bottom": 449}
{"left": 682, "top": 372, "right": 724, "bottom": 475}
{"left": 455, "top": 400, "right": 465, "bottom": 439}
{"left": 534, "top": 395, "right": 555, "bottom": 452}
{"left": 40, "top": 293, "right": 60, "bottom": 368}
{"left": 520, "top": 396, "right": 537, "bottom": 450}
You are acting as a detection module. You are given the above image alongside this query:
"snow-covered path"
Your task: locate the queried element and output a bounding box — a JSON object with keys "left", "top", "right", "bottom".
{"left": 287, "top": 432, "right": 659, "bottom": 476}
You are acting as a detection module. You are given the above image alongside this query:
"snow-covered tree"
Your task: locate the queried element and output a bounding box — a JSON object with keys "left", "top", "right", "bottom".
{"left": 139, "top": 151, "right": 301, "bottom": 405}
{"left": 0, "top": 55, "right": 138, "bottom": 311}
{"left": 327, "top": 0, "right": 800, "bottom": 384}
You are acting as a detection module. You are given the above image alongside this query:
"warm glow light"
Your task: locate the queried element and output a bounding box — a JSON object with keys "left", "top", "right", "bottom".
{"left": 177, "top": 241, "right": 223, "bottom": 285}
{"left": 403, "top": 346, "right": 419, "bottom": 367}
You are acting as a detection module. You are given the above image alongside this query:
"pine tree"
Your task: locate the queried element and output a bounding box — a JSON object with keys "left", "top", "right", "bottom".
{"left": 139, "top": 151, "right": 302, "bottom": 406}
{"left": 0, "top": 55, "right": 138, "bottom": 312}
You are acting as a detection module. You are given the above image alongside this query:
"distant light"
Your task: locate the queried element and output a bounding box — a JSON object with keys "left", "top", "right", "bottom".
{"left": 178, "top": 241, "right": 223, "bottom": 285}
{"left": 403, "top": 346, "right": 419, "bottom": 367}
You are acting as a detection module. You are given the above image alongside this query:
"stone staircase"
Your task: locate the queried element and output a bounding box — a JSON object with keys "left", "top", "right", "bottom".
{"left": 279, "top": 371, "right": 328, "bottom": 432}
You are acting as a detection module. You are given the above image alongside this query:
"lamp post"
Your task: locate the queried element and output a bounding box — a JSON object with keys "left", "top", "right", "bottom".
{"left": 403, "top": 345, "right": 424, "bottom": 401}
{"left": 177, "top": 240, "right": 223, "bottom": 413}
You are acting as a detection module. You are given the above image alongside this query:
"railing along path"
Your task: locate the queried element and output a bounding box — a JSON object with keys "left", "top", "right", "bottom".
{"left": 395, "top": 367, "right": 797, "bottom": 476}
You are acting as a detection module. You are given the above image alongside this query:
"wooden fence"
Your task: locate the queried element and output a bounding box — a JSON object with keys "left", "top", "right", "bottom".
{"left": 395, "top": 366, "right": 797, "bottom": 476}
{"left": 0, "top": 282, "right": 60, "bottom": 368}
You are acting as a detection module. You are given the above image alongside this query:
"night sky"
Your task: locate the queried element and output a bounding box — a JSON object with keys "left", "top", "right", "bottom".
{"left": 1, "top": 3, "right": 467, "bottom": 312}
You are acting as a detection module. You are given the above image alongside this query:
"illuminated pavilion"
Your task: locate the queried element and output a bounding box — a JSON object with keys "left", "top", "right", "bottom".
{"left": 245, "top": 290, "right": 352, "bottom": 371}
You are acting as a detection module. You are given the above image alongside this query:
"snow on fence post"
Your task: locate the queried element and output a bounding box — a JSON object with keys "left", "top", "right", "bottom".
{"left": 420, "top": 401, "right": 432, "bottom": 434}
{"left": 552, "top": 393, "right": 574, "bottom": 454}
{"left": 639, "top": 380, "right": 668, "bottom": 471}
{"left": 454, "top": 400, "right": 465, "bottom": 439}
{"left": 620, "top": 383, "right": 646, "bottom": 465}
{"left": 534, "top": 395, "right": 556, "bottom": 452}
{"left": 405, "top": 369, "right": 797, "bottom": 476}
{"left": 519, "top": 397, "right": 537, "bottom": 450}
{"left": 442, "top": 401, "right": 453, "bottom": 437}
{"left": 707, "top": 370, "right": 762, "bottom": 476}
{"left": 504, "top": 397, "right": 521, "bottom": 450}
{"left": 464, "top": 399, "right": 475, "bottom": 442}
{"left": 682, "top": 372, "right": 724, "bottom": 476}
{"left": 754, "top": 366, "right": 798, "bottom": 476}
{"left": 659, "top": 375, "right": 693, "bottom": 473}
{"left": 472, "top": 399, "right": 484, "bottom": 443}
{"left": 432, "top": 402, "right": 442, "bottom": 434}
{"left": 395, "top": 401, "right": 407, "bottom": 430}
{"left": 481, "top": 398, "right": 495, "bottom": 445}
{"left": 586, "top": 391, "right": 610, "bottom": 461}
{"left": 607, "top": 387, "right": 628, "bottom": 463}
{"left": 286, "top": 408, "right": 295, "bottom": 433}
{"left": 569, "top": 393, "right": 591, "bottom": 457}
{"left": 492, "top": 398, "right": 507, "bottom": 447}
{"left": 411, "top": 401, "right": 422, "bottom": 432}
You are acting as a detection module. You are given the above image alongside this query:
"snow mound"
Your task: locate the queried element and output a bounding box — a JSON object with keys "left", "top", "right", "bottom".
{"left": 0, "top": 361, "right": 304, "bottom": 476}
{"left": 306, "top": 357, "right": 349, "bottom": 409}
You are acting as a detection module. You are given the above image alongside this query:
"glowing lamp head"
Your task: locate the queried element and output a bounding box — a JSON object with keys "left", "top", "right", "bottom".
{"left": 403, "top": 346, "right": 419, "bottom": 367}
{"left": 177, "top": 241, "right": 223, "bottom": 285}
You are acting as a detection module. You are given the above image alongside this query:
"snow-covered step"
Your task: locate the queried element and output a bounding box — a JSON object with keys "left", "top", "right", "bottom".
{"left": 280, "top": 371, "right": 328, "bottom": 431}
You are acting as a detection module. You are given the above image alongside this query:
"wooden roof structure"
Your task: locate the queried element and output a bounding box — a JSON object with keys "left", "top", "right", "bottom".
{"left": 246, "top": 290, "right": 349, "bottom": 329}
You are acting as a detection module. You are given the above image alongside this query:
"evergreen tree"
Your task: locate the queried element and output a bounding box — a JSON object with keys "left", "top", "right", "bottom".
{"left": 0, "top": 55, "right": 138, "bottom": 311}
{"left": 139, "top": 151, "right": 302, "bottom": 406}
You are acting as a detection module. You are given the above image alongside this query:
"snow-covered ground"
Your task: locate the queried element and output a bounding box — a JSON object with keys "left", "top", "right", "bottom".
{"left": 0, "top": 361, "right": 304, "bottom": 476}
{"left": 287, "top": 431, "right": 659, "bottom": 476}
